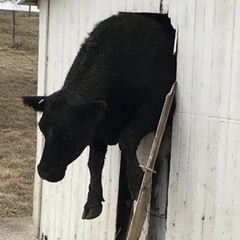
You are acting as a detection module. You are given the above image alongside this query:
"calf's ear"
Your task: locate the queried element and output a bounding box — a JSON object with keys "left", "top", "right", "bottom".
{"left": 22, "top": 96, "right": 46, "bottom": 112}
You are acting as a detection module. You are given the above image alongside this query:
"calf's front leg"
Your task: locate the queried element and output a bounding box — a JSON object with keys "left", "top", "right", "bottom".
{"left": 82, "top": 139, "right": 107, "bottom": 220}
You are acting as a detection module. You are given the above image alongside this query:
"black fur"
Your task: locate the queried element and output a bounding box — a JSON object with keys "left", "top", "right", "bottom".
{"left": 23, "top": 13, "right": 176, "bottom": 220}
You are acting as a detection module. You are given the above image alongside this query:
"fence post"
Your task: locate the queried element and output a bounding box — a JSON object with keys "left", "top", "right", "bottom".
{"left": 12, "top": 10, "right": 16, "bottom": 44}
{"left": 29, "top": 5, "right": 31, "bottom": 18}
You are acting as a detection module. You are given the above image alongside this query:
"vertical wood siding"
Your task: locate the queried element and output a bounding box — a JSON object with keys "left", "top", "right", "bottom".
{"left": 33, "top": 0, "right": 49, "bottom": 234}
{"left": 36, "top": 0, "right": 165, "bottom": 239}
{"left": 162, "top": 0, "right": 240, "bottom": 239}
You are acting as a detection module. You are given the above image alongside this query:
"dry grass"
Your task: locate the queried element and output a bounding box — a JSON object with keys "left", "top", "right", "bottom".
{"left": 0, "top": 10, "right": 38, "bottom": 217}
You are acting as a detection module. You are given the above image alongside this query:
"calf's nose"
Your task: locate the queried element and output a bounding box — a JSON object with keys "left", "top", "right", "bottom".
{"left": 37, "top": 163, "right": 66, "bottom": 182}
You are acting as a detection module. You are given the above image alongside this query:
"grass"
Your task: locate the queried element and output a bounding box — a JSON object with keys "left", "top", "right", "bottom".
{"left": 0, "top": 10, "right": 38, "bottom": 217}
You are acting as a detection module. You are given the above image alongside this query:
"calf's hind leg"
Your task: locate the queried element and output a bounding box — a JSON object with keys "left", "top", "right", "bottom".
{"left": 119, "top": 106, "right": 161, "bottom": 200}
{"left": 82, "top": 139, "right": 107, "bottom": 220}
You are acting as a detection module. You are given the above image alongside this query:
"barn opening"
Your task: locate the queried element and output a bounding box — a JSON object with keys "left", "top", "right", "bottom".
{"left": 115, "top": 12, "right": 176, "bottom": 240}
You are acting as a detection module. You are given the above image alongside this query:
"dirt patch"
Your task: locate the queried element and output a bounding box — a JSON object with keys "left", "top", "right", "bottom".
{"left": 0, "top": 10, "right": 39, "bottom": 217}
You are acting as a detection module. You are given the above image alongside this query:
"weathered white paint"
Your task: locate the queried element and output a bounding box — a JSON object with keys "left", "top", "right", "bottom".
{"left": 162, "top": 0, "right": 240, "bottom": 239}
{"left": 35, "top": 0, "right": 168, "bottom": 239}
{"left": 33, "top": 0, "right": 49, "bottom": 234}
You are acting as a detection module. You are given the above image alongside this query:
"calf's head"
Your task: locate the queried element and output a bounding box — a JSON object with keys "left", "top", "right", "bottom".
{"left": 23, "top": 91, "right": 106, "bottom": 182}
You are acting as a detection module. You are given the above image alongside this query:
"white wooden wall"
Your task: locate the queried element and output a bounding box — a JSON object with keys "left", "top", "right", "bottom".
{"left": 162, "top": 0, "right": 240, "bottom": 239}
{"left": 35, "top": 0, "right": 240, "bottom": 239}
{"left": 35, "top": 0, "right": 164, "bottom": 239}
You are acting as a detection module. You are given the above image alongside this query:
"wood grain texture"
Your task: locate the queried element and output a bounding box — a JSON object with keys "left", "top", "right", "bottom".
{"left": 165, "top": 0, "right": 240, "bottom": 239}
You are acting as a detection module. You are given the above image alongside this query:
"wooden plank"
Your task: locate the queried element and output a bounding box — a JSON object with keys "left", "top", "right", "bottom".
{"left": 166, "top": 112, "right": 189, "bottom": 239}
{"left": 198, "top": 0, "right": 215, "bottom": 116}
{"left": 212, "top": 120, "right": 230, "bottom": 239}
{"left": 127, "top": 83, "right": 176, "bottom": 240}
{"left": 51, "top": 1, "right": 67, "bottom": 239}
{"left": 179, "top": 0, "right": 196, "bottom": 115}
{"left": 229, "top": 0, "right": 240, "bottom": 120}
{"left": 33, "top": 0, "right": 49, "bottom": 236}
{"left": 190, "top": 0, "right": 206, "bottom": 116}
{"left": 231, "top": 122, "right": 240, "bottom": 239}
{"left": 137, "top": 133, "right": 154, "bottom": 240}
{"left": 38, "top": 0, "right": 53, "bottom": 238}
{"left": 209, "top": 0, "right": 235, "bottom": 119}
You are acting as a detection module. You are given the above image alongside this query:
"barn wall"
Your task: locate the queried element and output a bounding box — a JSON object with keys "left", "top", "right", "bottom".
{"left": 33, "top": 0, "right": 49, "bottom": 231}
{"left": 162, "top": 0, "right": 240, "bottom": 239}
{"left": 36, "top": 0, "right": 166, "bottom": 239}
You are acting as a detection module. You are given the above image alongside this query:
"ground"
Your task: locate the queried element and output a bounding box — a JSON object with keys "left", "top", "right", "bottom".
{"left": 0, "top": 217, "right": 35, "bottom": 240}
{"left": 0, "top": 10, "right": 38, "bottom": 218}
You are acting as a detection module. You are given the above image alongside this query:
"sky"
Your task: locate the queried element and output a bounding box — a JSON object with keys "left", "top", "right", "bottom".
{"left": 0, "top": 1, "right": 39, "bottom": 12}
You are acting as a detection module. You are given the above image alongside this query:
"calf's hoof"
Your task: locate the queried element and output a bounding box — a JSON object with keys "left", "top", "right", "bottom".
{"left": 82, "top": 202, "right": 103, "bottom": 220}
